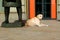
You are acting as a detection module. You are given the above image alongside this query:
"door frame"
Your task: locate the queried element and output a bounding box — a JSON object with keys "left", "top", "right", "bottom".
{"left": 29, "top": 0, "right": 56, "bottom": 19}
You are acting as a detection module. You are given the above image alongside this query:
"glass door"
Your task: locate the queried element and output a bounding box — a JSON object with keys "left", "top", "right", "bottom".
{"left": 35, "top": 0, "right": 51, "bottom": 19}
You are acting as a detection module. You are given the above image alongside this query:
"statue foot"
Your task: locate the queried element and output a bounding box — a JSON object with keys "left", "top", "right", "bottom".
{"left": 3, "top": 21, "right": 9, "bottom": 24}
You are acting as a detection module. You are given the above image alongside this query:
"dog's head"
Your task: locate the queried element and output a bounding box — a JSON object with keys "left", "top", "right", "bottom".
{"left": 36, "top": 14, "right": 43, "bottom": 20}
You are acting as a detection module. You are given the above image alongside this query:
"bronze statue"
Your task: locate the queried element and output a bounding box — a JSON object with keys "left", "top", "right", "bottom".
{"left": 2, "top": 0, "right": 22, "bottom": 24}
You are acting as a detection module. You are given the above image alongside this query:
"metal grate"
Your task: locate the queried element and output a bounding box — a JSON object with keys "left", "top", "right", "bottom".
{"left": 35, "top": 0, "right": 51, "bottom": 18}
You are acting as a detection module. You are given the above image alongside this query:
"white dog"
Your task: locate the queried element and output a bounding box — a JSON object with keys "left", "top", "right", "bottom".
{"left": 25, "top": 14, "right": 48, "bottom": 27}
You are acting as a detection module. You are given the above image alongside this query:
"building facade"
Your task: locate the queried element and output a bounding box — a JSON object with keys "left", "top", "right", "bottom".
{"left": 0, "top": 0, "right": 59, "bottom": 20}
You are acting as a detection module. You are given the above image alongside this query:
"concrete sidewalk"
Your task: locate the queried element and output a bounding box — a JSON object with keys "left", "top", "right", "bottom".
{"left": 0, "top": 14, "right": 60, "bottom": 40}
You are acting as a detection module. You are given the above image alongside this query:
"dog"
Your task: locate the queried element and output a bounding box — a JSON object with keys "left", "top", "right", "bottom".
{"left": 25, "top": 14, "right": 48, "bottom": 27}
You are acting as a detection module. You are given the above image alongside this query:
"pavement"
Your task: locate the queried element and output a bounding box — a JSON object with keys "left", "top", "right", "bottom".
{"left": 0, "top": 13, "right": 60, "bottom": 40}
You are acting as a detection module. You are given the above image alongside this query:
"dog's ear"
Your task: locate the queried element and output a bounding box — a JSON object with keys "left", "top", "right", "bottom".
{"left": 37, "top": 14, "right": 43, "bottom": 17}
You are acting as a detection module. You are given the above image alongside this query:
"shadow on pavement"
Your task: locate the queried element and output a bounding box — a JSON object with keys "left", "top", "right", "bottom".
{"left": 1, "top": 20, "right": 26, "bottom": 28}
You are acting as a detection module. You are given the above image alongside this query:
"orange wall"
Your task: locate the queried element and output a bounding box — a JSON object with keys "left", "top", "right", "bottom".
{"left": 30, "top": 0, "right": 56, "bottom": 19}
{"left": 51, "top": 0, "right": 56, "bottom": 19}
{"left": 30, "top": 0, "right": 35, "bottom": 18}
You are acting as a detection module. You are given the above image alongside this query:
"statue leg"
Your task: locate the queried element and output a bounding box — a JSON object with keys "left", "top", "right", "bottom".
{"left": 16, "top": 7, "right": 25, "bottom": 26}
{"left": 4, "top": 7, "right": 10, "bottom": 23}
{"left": 16, "top": 7, "right": 22, "bottom": 22}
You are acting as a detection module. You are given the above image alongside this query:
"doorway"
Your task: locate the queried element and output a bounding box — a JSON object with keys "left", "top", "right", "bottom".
{"left": 35, "top": 0, "right": 51, "bottom": 19}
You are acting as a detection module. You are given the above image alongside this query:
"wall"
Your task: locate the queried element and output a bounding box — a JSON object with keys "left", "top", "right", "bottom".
{"left": 57, "top": 0, "right": 60, "bottom": 20}
{"left": 51, "top": 0, "right": 56, "bottom": 19}
{"left": 0, "top": 0, "right": 4, "bottom": 13}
